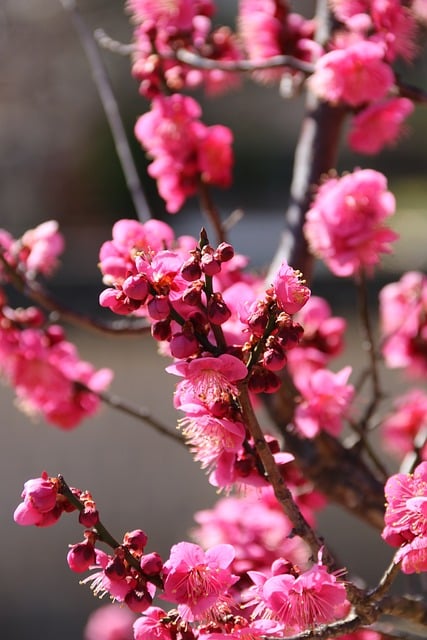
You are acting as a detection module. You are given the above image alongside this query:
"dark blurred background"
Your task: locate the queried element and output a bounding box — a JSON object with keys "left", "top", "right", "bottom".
{"left": 1, "top": 1, "right": 427, "bottom": 638}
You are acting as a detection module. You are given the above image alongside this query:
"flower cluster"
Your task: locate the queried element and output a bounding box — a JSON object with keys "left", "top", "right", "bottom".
{"left": 382, "top": 461, "right": 427, "bottom": 573}
{"left": 238, "top": 1, "right": 320, "bottom": 86}
{"left": 0, "top": 224, "right": 112, "bottom": 429}
{"left": 134, "top": 95, "right": 233, "bottom": 212}
{"left": 128, "top": 0, "right": 241, "bottom": 97}
{"left": 0, "top": 219, "right": 64, "bottom": 279}
{"left": 310, "top": 1, "right": 417, "bottom": 154}
{"left": 304, "top": 169, "right": 398, "bottom": 277}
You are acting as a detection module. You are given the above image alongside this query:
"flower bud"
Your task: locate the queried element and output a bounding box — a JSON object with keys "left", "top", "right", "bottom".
{"left": 207, "top": 293, "right": 231, "bottom": 325}
{"left": 140, "top": 551, "right": 163, "bottom": 576}
{"left": 215, "top": 242, "right": 234, "bottom": 262}
{"left": 124, "top": 529, "right": 148, "bottom": 555}
{"left": 67, "top": 540, "right": 96, "bottom": 573}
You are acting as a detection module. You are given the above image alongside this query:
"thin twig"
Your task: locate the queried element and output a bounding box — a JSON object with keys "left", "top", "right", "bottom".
{"left": 0, "top": 249, "right": 150, "bottom": 336}
{"left": 60, "top": 0, "right": 151, "bottom": 222}
{"left": 94, "top": 28, "right": 315, "bottom": 75}
{"left": 356, "top": 269, "right": 383, "bottom": 429}
{"left": 368, "top": 555, "right": 402, "bottom": 602}
{"left": 81, "top": 384, "right": 185, "bottom": 447}
{"left": 198, "top": 182, "right": 226, "bottom": 245}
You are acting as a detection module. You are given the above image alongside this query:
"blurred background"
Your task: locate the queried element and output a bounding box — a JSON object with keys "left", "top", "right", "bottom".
{"left": 1, "top": 1, "right": 427, "bottom": 638}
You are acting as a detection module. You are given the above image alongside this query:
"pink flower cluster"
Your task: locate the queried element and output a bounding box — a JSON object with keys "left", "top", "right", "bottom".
{"left": 129, "top": 0, "right": 241, "bottom": 97}
{"left": 135, "top": 94, "right": 233, "bottom": 212}
{"left": 287, "top": 295, "right": 347, "bottom": 387}
{"left": 304, "top": 169, "right": 398, "bottom": 277}
{"left": 238, "top": 1, "right": 320, "bottom": 86}
{"left": 100, "top": 219, "right": 311, "bottom": 488}
{"left": 294, "top": 366, "right": 354, "bottom": 439}
{"left": 380, "top": 271, "right": 427, "bottom": 377}
{"left": 308, "top": 2, "right": 417, "bottom": 154}
{"left": 0, "top": 313, "right": 112, "bottom": 429}
{"left": 192, "top": 484, "right": 320, "bottom": 579}
{"left": 0, "top": 220, "right": 64, "bottom": 279}
{"left": 382, "top": 461, "right": 427, "bottom": 573}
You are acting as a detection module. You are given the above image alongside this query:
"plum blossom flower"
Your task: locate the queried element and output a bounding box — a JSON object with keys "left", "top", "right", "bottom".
{"left": 380, "top": 271, "right": 427, "bottom": 376}
{"left": 348, "top": 97, "right": 414, "bottom": 155}
{"left": 248, "top": 558, "right": 348, "bottom": 631}
{"left": 167, "top": 354, "right": 247, "bottom": 414}
{"left": 381, "top": 390, "right": 427, "bottom": 462}
{"left": 294, "top": 366, "right": 354, "bottom": 438}
{"left": 271, "top": 260, "right": 310, "bottom": 315}
{"left": 13, "top": 471, "right": 62, "bottom": 527}
{"left": 0, "top": 324, "right": 112, "bottom": 429}
{"left": 308, "top": 40, "right": 394, "bottom": 107}
{"left": 84, "top": 604, "right": 137, "bottom": 640}
{"left": 382, "top": 461, "right": 427, "bottom": 573}
{"left": 133, "top": 607, "right": 173, "bottom": 640}
{"left": 304, "top": 169, "right": 398, "bottom": 277}
{"left": 162, "top": 541, "right": 238, "bottom": 622}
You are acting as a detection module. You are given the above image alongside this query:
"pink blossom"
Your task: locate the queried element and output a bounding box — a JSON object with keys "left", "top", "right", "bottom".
{"left": 370, "top": 0, "right": 418, "bottom": 62}
{"left": 251, "top": 560, "right": 348, "bottom": 631}
{"left": 19, "top": 220, "right": 65, "bottom": 277}
{"left": 287, "top": 296, "right": 346, "bottom": 385}
{"left": 167, "top": 354, "right": 247, "bottom": 414}
{"left": 84, "top": 604, "right": 137, "bottom": 640}
{"left": 0, "top": 324, "right": 112, "bottom": 429}
{"left": 270, "top": 260, "right": 310, "bottom": 314}
{"left": 308, "top": 40, "right": 394, "bottom": 107}
{"left": 180, "top": 411, "right": 245, "bottom": 473}
{"left": 127, "top": 0, "right": 196, "bottom": 32}
{"left": 99, "top": 218, "right": 176, "bottom": 285}
{"left": 381, "top": 390, "right": 427, "bottom": 462}
{"left": 135, "top": 95, "right": 233, "bottom": 213}
{"left": 383, "top": 462, "right": 427, "bottom": 539}
{"left": 133, "top": 607, "right": 172, "bottom": 640}
{"left": 238, "top": 2, "right": 318, "bottom": 85}
{"left": 380, "top": 271, "right": 427, "bottom": 376}
{"left": 382, "top": 461, "right": 427, "bottom": 572}
{"left": 348, "top": 97, "right": 414, "bottom": 155}
{"left": 13, "top": 471, "right": 61, "bottom": 527}
{"left": 294, "top": 366, "right": 354, "bottom": 438}
{"left": 162, "top": 541, "right": 238, "bottom": 622}
{"left": 304, "top": 169, "right": 398, "bottom": 277}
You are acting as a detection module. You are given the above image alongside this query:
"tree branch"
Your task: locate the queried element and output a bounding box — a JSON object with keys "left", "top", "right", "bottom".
{"left": 59, "top": 0, "right": 152, "bottom": 222}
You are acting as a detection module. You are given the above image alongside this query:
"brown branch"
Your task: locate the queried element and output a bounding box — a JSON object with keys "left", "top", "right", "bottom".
{"left": 94, "top": 28, "right": 315, "bottom": 75}
{"left": 356, "top": 270, "right": 383, "bottom": 429}
{"left": 79, "top": 383, "right": 185, "bottom": 447}
{"left": 238, "top": 383, "right": 334, "bottom": 567}
{"left": 58, "top": 475, "right": 163, "bottom": 589}
{"left": 60, "top": 1, "right": 152, "bottom": 222}
{"left": 0, "top": 249, "right": 150, "bottom": 335}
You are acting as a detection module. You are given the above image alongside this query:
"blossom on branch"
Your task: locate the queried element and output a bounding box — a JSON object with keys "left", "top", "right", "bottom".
{"left": 304, "top": 169, "right": 398, "bottom": 277}
{"left": 161, "top": 541, "right": 238, "bottom": 622}
{"left": 135, "top": 94, "right": 233, "bottom": 213}
{"left": 380, "top": 271, "right": 427, "bottom": 376}
{"left": 382, "top": 461, "right": 427, "bottom": 573}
